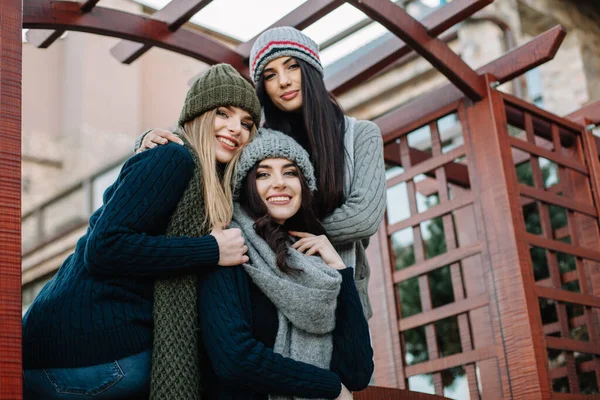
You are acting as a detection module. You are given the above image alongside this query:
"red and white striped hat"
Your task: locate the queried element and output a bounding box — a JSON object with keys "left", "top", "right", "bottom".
{"left": 249, "top": 26, "right": 323, "bottom": 85}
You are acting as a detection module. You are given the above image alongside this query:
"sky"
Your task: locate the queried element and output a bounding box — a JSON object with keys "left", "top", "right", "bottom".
{"left": 133, "top": 0, "right": 443, "bottom": 67}
{"left": 23, "top": 0, "right": 446, "bottom": 67}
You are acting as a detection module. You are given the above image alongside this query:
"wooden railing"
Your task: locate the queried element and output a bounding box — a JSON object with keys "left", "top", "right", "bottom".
{"left": 22, "top": 156, "right": 128, "bottom": 256}
{"left": 356, "top": 386, "right": 448, "bottom": 399}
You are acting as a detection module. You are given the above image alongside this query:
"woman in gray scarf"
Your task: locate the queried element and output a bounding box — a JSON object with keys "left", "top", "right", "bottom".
{"left": 197, "top": 128, "right": 374, "bottom": 400}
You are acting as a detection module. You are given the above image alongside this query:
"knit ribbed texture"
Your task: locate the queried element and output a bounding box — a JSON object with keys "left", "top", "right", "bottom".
{"left": 179, "top": 63, "right": 261, "bottom": 127}
{"left": 329, "top": 268, "right": 375, "bottom": 391}
{"left": 22, "top": 143, "right": 220, "bottom": 369}
{"left": 323, "top": 119, "right": 386, "bottom": 320}
{"left": 150, "top": 137, "right": 207, "bottom": 400}
{"left": 231, "top": 204, "right": 342, "bottom": 400}
{"left": 234, "top": 128, "right": 316, "bottom": 198}
{"left": 249, "top": 27, "right": 323, "bottom": 84}
{"left": 198, "top": 265, "right": 373, "bottom": 399}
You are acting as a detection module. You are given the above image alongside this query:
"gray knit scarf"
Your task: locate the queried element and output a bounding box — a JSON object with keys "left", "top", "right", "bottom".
{"left": 150, "top": 136, "right": 205, "bottom": 400}
{"left": 231, "top": 203, "right": 342, "bottom": 400}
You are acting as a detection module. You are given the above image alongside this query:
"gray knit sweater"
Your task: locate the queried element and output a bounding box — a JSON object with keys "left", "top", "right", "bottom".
{"left": 329, "top": 117, "right": 386, "bottom": 320}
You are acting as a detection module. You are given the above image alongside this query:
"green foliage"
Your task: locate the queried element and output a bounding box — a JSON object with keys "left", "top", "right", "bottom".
{"left": 391, "top": 159, "right": 596, "bottom": 392}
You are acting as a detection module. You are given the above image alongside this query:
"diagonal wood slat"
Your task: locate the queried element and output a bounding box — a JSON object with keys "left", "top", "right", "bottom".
{"left": 24, "top": 0, "right": 247, "bottom": 71}
{"left": 384, "top": 142, "right": 471, "bottom": 188}
{"left": 484, "top": 25, "right": 566, "bottom": 82}
{"left": 27, "top": 29, "right": 64, "bottom": 48}
{"left": 27, "top": 0, "right": 102, "bottom": 48}
{"left": 326, "top": 0, "right": 493, "bottom": 94}
{"left": 237, "top": 0, "right": 344, "bottom": 59}
{"left": 111, "top": 0, "right": 214, "bottom": 64}
{"left": 375, "top": 25, "right": 567, "bottom": 143}
{"left": 565, "top": 99, "right": 600, "bottom": 127}
{"left": 346, "top": 0, "right": 486, "bottom": 100}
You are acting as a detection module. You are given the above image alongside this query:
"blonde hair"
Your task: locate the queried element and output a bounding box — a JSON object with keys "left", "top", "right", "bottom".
{"left": 181, "top": 109, "right": 257, "bottom": 231}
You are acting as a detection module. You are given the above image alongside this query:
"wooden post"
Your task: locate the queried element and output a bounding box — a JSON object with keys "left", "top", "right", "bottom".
{"left": 0, "top": 0, "right": 23, "bottom": 397}
{"left": 366, "top": 221, "right": 405, "bottom": 388}
{"left": 463, "top": 74, "right": 551, "bottom": 399}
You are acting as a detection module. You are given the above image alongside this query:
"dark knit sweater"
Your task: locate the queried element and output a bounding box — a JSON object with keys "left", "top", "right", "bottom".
{"left": 198, "top": 266, "right": 374, "bottom": 399}
{"left": 22, "top": 143, "right": 220, "bottom": 369}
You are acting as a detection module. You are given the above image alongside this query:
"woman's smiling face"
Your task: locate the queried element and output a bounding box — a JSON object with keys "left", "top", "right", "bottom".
{"left": 213, "top": 106, "right": 254, "bottom": 164}
{"left": 255, "top": 158, "right": 302, "bottom": 224}
{"left": 262, "top": 57, "right": 303, "bottom": 113}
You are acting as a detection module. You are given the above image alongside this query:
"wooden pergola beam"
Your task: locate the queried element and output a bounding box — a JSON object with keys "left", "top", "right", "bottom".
{"left": 481, "top": 25, "right": 566, "bottom": 82}
{"left": 110, "top": 0, "right": 215, "bottom": 64}
{"left": 565, "top": 100, "right": 600, "bottom": 151}
{"left": 236, "top": 0, "right": 344, "bottom": 59}
{"left": 26, "top": 0, "right": 101, "bottom": 48}
{"left": 327, "top": 0, "right": 493, "bottom": 95}
{"left": 23, "top": 0, "right": 247, "bottom": 72}
{"left": 346, "top": 0, "right": 486, "bottom": 101}
{"left": 375, "top": 25, "right": 567, "bottom": 145}
{"left": 565, "top": 100, "right": 600, "bottom": 126}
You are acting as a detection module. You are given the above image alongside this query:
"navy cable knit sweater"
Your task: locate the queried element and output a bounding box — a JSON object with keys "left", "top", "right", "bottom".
{"left": 198, "top": 266, "right": 374, "bottom": 399}
{"left": 22, "top": 143, "right": 220, "bottom": 369}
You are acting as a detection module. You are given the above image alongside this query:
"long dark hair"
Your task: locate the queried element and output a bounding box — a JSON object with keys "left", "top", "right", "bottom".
{"left": 240, "top": 161, "right": 325, "bottom": 272}
{"left": 256, "top": 59, "right": 346, "bottom": 219}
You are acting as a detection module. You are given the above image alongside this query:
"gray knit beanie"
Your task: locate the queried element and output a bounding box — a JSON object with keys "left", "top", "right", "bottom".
{"left": 179, "top": 63, "right": 262, "bottom": 127}
{"left": 234, "top": 128, "right": 316, "bottom": 198}
{"left": 249, "top": 26, "right": 323, "bottom": 85}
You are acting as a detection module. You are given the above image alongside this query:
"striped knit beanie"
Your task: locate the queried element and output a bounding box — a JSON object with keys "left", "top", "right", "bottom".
{"left": 249, "top": 26, "right": 323, "bottom": 85}
{"left": 234, "top": 127, "right": 317, "bottom": 198}
{"left": 179, "top": 63, "right": 262, "bottom": 127}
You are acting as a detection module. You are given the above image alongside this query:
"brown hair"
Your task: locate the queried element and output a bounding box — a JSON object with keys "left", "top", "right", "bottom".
{"left": 240, "top": 160, "right": 325, "bottom": 272}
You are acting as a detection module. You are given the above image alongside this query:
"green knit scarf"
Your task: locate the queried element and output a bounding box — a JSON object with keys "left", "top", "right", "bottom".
{"left": 150, "top": 136, "right": 206, "bottom": 400}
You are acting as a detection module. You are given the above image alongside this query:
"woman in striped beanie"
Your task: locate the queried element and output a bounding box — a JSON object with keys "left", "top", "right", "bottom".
{"left": 247, "top": 26, "right": 386, "bottom": 322}
{"left": 140, "top": 27, "right": 386, "bottom": 323}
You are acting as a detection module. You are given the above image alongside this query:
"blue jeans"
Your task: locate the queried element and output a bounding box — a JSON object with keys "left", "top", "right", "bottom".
{"left": 23, "top": 350, "right": 151, "bottom": 400}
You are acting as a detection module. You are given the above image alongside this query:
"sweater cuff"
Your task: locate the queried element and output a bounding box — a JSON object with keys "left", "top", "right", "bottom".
{"left": 338, "top": 267, "right": 360, "bottom": 298}
{"left": 339, "top": 267, "right": 355, "bottom": 284}
{"left": 191, "top": 234, "right": 220, "bottom": 268}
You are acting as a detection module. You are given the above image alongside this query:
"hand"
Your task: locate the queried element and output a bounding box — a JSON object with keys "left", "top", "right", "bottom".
{"left": 289, "top": 231, "right": 346, "bottom": 270}
{"left": 335, "top": 384, "right": 353, "bottom": 400}
{"left": 210, "top": 227, "right": 249, "bottom": 266}
{"left": 136, "top": 129, "right": 184, "bottom": 154}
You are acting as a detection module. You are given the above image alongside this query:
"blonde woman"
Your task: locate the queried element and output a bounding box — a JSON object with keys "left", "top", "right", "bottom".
{"left": 22, "top": 64, "right": 260, "bottom": 400}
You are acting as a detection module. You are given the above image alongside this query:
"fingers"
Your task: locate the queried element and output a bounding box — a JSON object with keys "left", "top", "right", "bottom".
{"left": 291, "top": 234, "right": 327, "bottom": 252}
{"left": 156, "top": 131, "right": 184, "bottom": 145}
{"left": 143, "top": 129, "right": 184, "bottom": 150}
{"left": 294, "top": 238, "right": 323, "bottom": 254}
{"left": 304, "top": 244, "right": 321, "bottom": 256}
{"left": 150, "top": 136, "right": 168, "bottom": 145}
{"left": 288, "top": 231, "right": 314, "bottom": 238}
{"left": 292, "top": 237, "right": 317, "bottom": 252}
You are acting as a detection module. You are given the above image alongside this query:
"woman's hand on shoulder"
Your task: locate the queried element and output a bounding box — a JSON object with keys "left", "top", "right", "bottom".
{"left": 136, "top": 129, "right": 183, "bottom": 154}
{"left": 289, "top": 231, "right": 346, "bottom": 270}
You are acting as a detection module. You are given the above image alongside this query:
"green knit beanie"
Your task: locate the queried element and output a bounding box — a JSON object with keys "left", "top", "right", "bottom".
{"left": 178, "top": 63, "right": 262, "bottom": 127}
